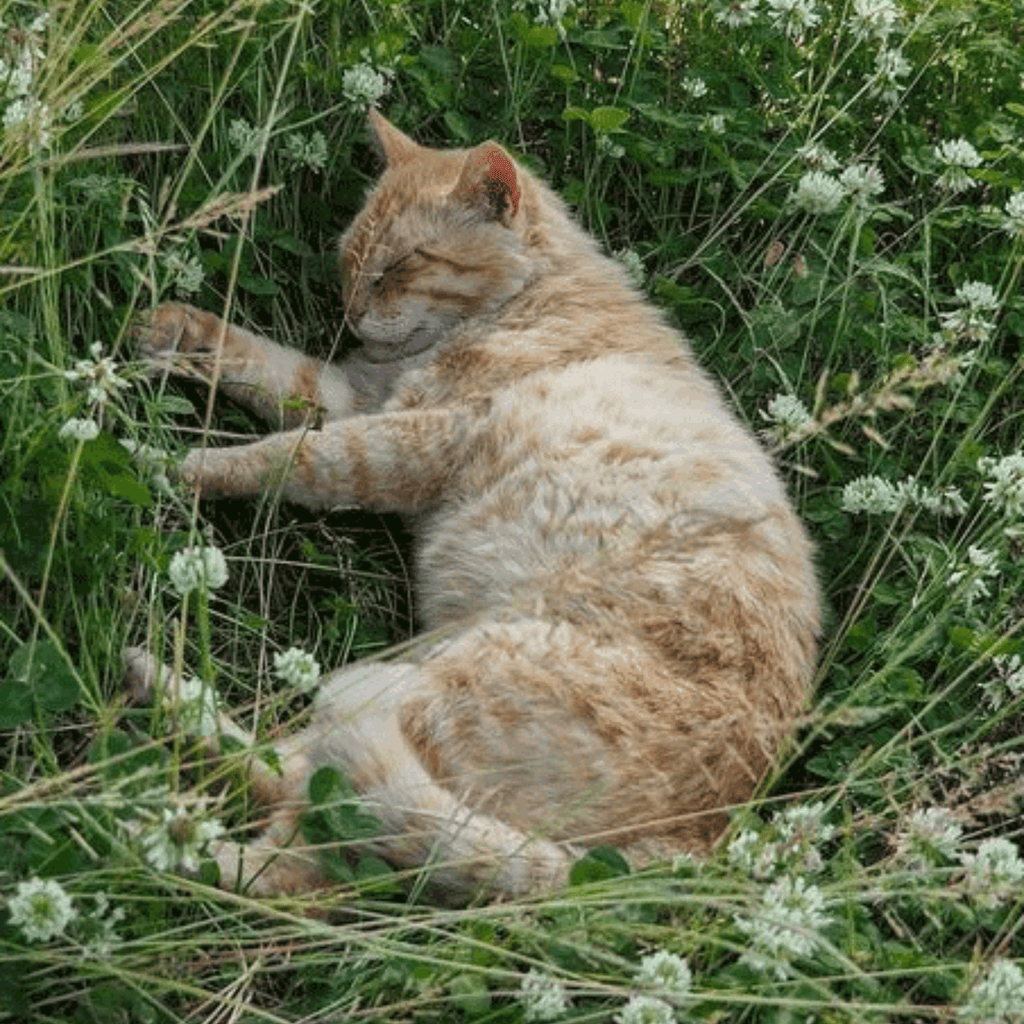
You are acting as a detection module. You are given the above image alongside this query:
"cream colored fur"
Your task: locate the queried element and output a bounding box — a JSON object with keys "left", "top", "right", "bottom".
{"left": 129, "top": 110, "right": 820, "bottom": 902}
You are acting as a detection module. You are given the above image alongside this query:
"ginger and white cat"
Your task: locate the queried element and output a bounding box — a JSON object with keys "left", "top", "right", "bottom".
{"left": 127, "top": 109, "right": 820, "bottom": 902}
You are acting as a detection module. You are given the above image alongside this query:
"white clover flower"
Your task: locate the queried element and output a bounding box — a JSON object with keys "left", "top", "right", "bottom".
{"left": 342, "top": 64, "right": 389, "bottom": 110}
{"left": 896, "top": 807, "right": 963, "bottom": 868}
{"left": 596, "top": 133, "right": 625, "bottom": 159}
{"left": 228, "top": 118, "right": 260, "bottom": 155}
{"left": 715, "top": 0, "right": 760, "bottom": 28}
{"left": 615, "top": 249, "right": 646, "bottom": 288}
{"left": 765, "top": 0, "right": 821, "bottom": 41}
{"left": 78, "top": 894, "right": 126, "bottom": 961}
{"left": 63, "top": 98, "right": 83, "bottom": 123}
{"left": 797, "top": 142, "right": 841, "bottom": 171}
{"left": 791, "top": 170, "right": 845, "bottom": 214}
{"left": 168, "top": 545, "right": 229, "bottom": 597}
{"left": 917, "top": 485, "right": 968, "bottom": 517}
{"left": 138, "top": 803, "right": 225, "bottom": 874}
{"left": 960, "top": 837, "right": 1024, "bottom": 908}
{"left": 63, "top": 342, "right": 130, "bottom": 406}
{"left": 959, "top": 959, "right": 1024, "bottom": 1023}
{"left": 954, "top": 281, "right": 999, "bottom": 311}
{"left": 162, "top": 250, "right": 204, "bottom": 297}
{"left": 636, "top": 949, "right": 692, "bottom": 995}
{"left": 168, "top": 676, "right": 220, "bottom": 737}
{"left": 3, "top": 95, "right": 52, "bottom": 149}
{"left": 763, "top": 393, "right": 812, "bottom": 432}
{"left": 1002, "top": 191, "right": 1024, "bottom": 237}
{"left": 948, "top": 546, "right": 1000, "bottom": 610}
{"left": 59, "top": 417, "right": 100, "bottom": 442}
{"left": 7, "top": 877, "right": 77, "bottom": 943}
{"left": 703, "top": 113, "right": 727, "bottom": 134}
{"left": 615, "top": 995, "right": 675, "bottom": 1024}
{"left": 682, "top": 76, "right": 708, "bottom": 99}
{"left": 979, "top": 452, "right": 1024, "bottom": 520}
{"left": 283, "top": 130, "right": 328, "bottom": 172}
{"left": 870, "top": 46, "right": 911, "bottom": 103}
{"left": 274, "top": 646, "right": 320, "bottom": 692}
{"left": 532, "top": 0, "right": 574, "bottom": 24}
{"left": 840, "top": 163, "right": 885, "bottom": 207}
{"left": 935, "top": 138, "right": 983, "bottom": 193}
{"left": 841, "top": 475, "right": 904, "bottom": 515}
{"left": 518, "top": 969, "right": 570, "bottom": 1022}
{"left": 849, "top": 0, "right": 903, "bottom": 43}
{"left": 776, "top": 802, "right": 837, "bottom": 845}
{"left": 735, "top": 876, "right": 832, "bottom": 979}
{"left": 983, "top": 654, "right": 1024, "bottom": 711}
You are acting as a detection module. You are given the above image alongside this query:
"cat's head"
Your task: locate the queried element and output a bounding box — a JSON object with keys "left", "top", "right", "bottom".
{"left": 339, "top": 111, "right": 534, "bottom": 362}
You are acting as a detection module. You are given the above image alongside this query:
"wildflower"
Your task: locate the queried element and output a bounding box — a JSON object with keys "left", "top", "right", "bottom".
{"left": 774, "top": 801, "right": 836, "bottom": 873}
{"left": 870, "top": 47, "right": 911, "bottom": 103}
{"left": 935, "top": 138, "right": 983, "bottom": 194}
{"left": 162, "top": 250, "right": 204, "bottom": 297}
{"left": 947, "top": 546, "right": 1000, "bottom": 611}
{"left": 283, "top": 130, "right": 328, "bottom": 172}
{"left": 703, "top": 113, "right": 727, "bottom": 134}
{"left": 1002, "top": 191, "right": 1024, "bottom": 237}
{"left": 518, "top": 969, "right": 570, "bottom": 1022}
{"left": 616, "top": 249, "right": 646, "bottom": 288}
{"left": 960, "top": 836, "right": 1024, "bottom": 908}
{"left": 78, "top": 893, "right": 126, "bottom": 960}
{"left": 531, "top": 0, "right": 574, "bottom": 24}
{"left": 597, "top": 133, "right": 626, "bottom": 159}
{"left": 984, "top": 654, "right": 1024, "bottom": 711}
{"left": 849, "top": 0, "right": 903, "bottom": 43}
{"left": 3, "top": 95, "right": 52, "bottom": 148}
{"left": 895, "top": 807, "right": 963, "bottom": 868}
{"left": 636, "top": 949, "right": 692, "bottom": 995}
{"left": 729, "top": 827, "right": 779, "bottom": 879}
{"left": 228, "top": 118, "right": 260, "bottom": 155}
{"left": 841, "top": 475, "right": 904, "bottom": 515}
{"left": 274, "top": 646, "right": 320, "bottom": 692}
{"left": 615, "top": 995, "right": 675, "bottom": 1024}
{"left": 978, "top": 452, "right": 1024, "bottom": 520}
{"left": 765, "top": 0, "right": 821, "bottom": 41}
{"left": 715, "top": 1, "right": 760, "bottom": 28}
{"left": 7, "top": 877, "right": 77, "bottom": 943}
{"left": 59, "top": 417, "right": 100, "bottom": 442}
{"left": 791, "top": 170, "right": 845, "bottom": 214}
{"left": 342, "top": 64, "right": 389, "bottom": 110}
{"left": 120, "top": 439, "right": 173, "bottom": 497}
{"left": 840, "top": 163, "right": 885, "bottom": 207}
{"left": 138, "top": 802, "right": 225, "bottom": 874}
{"left": 63, "top": 342, "right": 131, "bottom": 406}
{"left": 797, "top": 142, "right": 841, "bottom": 171}
{"left": 763, "top": 394, "right": 812, "bottom": 432}
{"left": 959, "top": 959, "right": 1024, "bottom": 1023}
{"left": 955, "top": 281, "right": 999, "bottom": 311}
{"left": 168, "top": 545, "right": 229, "bottom": 597}
{"left": 735, "top": 875, "right": 832, "bottom": 979}
{"left": 169, "top": 675, "right": 220, "bottom": 737}
{"left": 682, "top": 77, "right": 708, "bottom": 99}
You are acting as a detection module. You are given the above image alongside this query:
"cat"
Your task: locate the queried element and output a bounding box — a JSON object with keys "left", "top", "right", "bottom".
{"left": 125, "top": 109, "right": 821, "bottom": 903}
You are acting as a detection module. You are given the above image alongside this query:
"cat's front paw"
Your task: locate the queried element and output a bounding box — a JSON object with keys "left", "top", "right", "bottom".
{"left": 132, "top": 302, "right": 216, "bottom": 378}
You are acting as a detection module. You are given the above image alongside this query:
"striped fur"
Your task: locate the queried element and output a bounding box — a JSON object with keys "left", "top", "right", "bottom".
{"left": 131, "top": 110, "right": 820, "bottom": 902}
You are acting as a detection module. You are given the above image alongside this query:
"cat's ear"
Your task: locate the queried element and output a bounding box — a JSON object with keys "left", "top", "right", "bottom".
{"left": 367, "top": 108, "right": 423, "bottom": 166}
{"left": 451, "top": 142, "right": 522, "bottom": 228}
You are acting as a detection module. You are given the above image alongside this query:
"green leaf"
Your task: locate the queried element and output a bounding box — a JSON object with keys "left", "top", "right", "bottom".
{"left": 447, "top": 973, "right": 491, "bottom": 1017}
{"left": 80, "top": 433, "right": 151, "bottom": 506}
{"left": 550, "top": 64, "right": 578, "bottom": 85}
{"left": 153, "top": 394, "right": 196, "bottom": 417}
{"left": 569, "top": 845, "right": 630, "bottom": 885}
{"left": 588, "top": 106, "right": 629, "bottom": 132}
{"left": 562, "top": 105, "right": 590, "bottom": 122}
{"left": 1005, "top": 102, "right": 1024, "bottom": 118}
{"left": 523, "top": 24, "right": 558, "bottom": 48}
{"left": 1, "top": 640, "right": 80, "bottom": 725}
{"left": 619, "top": 1, "right": 646, "bottom": 28}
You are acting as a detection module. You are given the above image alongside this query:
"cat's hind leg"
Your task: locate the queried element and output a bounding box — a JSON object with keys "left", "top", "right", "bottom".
{"left": 134, "top": 302, "right": 358, "bottom": 426}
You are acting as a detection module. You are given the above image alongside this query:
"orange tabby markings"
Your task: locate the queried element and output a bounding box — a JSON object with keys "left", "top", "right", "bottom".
{"left": 130, "top": 111, "right": 821, "bottom": 903}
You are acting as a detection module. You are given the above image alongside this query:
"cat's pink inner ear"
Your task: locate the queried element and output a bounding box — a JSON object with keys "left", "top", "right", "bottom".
{"left": 454, "top": 143, "right": 522, "bottom": 226}
{"left": 367, "top": 108, "right": 422, "bottom": 166}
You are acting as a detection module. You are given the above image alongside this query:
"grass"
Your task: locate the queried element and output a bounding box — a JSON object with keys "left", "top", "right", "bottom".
{"left": 2, "top": 0, "right": 1024, "bottom": 1021}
